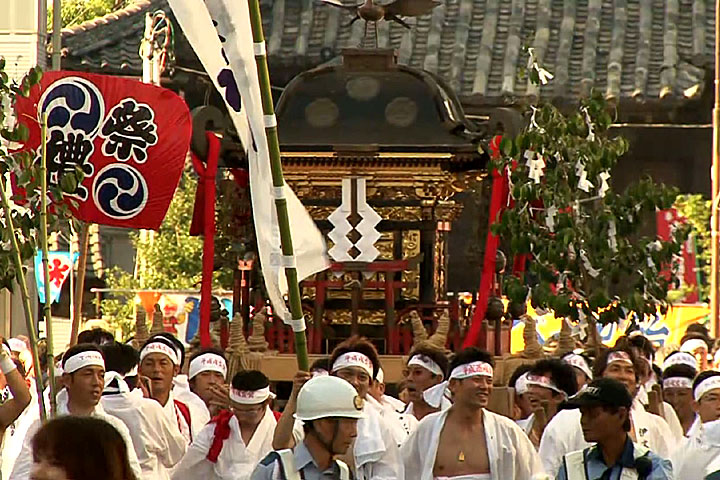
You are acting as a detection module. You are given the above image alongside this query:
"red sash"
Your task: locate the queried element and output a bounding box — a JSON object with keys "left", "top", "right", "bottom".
{"left": 207, "top": 409, "right": 234, "bottom": 463}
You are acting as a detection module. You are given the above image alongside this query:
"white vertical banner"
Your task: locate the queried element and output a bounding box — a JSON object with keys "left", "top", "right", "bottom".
{"left": 167, "top": 0, "right": 329, "bottom": 324}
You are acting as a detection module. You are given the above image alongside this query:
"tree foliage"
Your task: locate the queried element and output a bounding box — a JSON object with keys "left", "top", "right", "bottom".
{"left": 0, "top": 62, "right": 83, "bottom": 293}
{"left": 100, "top": 171, "right": 210, "bottom": 334}
{"left": 674, "top": 194, "right": 710, "bottom": 302}
{"left": 48, "top": 0, "right": 120, "bottom": 29}
{"left": 491, "top": 93, "right": 689, "bottom": 326}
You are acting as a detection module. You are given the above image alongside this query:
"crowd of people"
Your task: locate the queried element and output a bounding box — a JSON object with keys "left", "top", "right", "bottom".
{"left": 0, "top": 324, "right": 717, "bottom": 479}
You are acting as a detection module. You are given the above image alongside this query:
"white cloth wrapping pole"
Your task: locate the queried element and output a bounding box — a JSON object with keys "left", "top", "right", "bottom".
{"left": 167, "top": 0, "right": 329, "bottom": 326}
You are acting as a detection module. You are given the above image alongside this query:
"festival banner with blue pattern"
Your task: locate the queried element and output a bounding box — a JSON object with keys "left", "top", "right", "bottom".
{"left": 34, "top": 251, "right": 79, "bottom": 304}
{"left": 13, "top": 71, "right": 191, "bottom": 229}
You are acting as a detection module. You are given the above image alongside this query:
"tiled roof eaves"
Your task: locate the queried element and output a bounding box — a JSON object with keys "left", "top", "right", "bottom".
{"left": 57, "top": 0, "right": 715, "bottom": 105}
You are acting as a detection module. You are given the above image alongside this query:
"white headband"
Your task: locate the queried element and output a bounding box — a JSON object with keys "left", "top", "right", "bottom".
{"left": 663, "top": 352, "right": 698, "bottom": 371}
{"left": 515, "top": 372, "right": 530, "bottom": 395}
{"left": 8, "top": 339, "right": 26, "bottom": 353}
{"left": 188, "top": 353, "right": 227, "bottom": 380}
{"left": 311, "top": 369, "right": 329, "bottom": 378}
{"left": 424, "top": 361, "right": 493, "bottom": 408}
{"left": 681, "top": 338, "right": 708, "bottom": 354}
{"left": 607, "top": 351, "right": 634, "bottom": 367}
{"left": 1, "top": 344, "right": 10, "bottom": 357}
{"left": 140, "top": 342, "right": 179, "bottom": 365}
{"left": 332, "top": 352, "right": 373, "bottom": 377}
{"left": 564, "top": 354, "right": 593, "bottom": 380}
{"left": 663, "top": 377, "right": 693, "bottom": 390}
{"left": 694, "top": 375, "right": 720, "bottom": 401}
{"left": 408, "top": 354, "right": 444, "bottom": 378}
{"left": 526, "top": 374, "right": 566, "bottom": 396}
{"left": 64, "top": 351, "right": 105, "bottom": 374}
{"left": 104, "top": 371, "right": 130, "bottom": 394}
{"left": 376, "top": 368, "right": 384, "bottom": 384}
{"left": 450, "top": 361, "right": 494, "bottom": 380}
{"left": 230, "top": 386, "right": 272, "bottom": 404}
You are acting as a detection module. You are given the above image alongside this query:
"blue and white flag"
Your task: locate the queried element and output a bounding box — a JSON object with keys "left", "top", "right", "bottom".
{"left": 34, "top": 251, "right": 78, "bottom": 304}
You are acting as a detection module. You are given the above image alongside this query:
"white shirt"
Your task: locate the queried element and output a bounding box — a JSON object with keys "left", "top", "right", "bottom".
{"left": 401, "top": 408, "right": 544, "bottom": 480}
{"left": 173, "top": 375, "right": 212, "bottom": 435}
{"left": 101, "top": 387, "right": 187, "bottom": 480}
{"left": 172, "top": 407, "right": 276, "bottom": 480}
{"left": 671, "top": 418, "right": 720, "bottom": 480}
{"left": 538, "top": 404, "right": 674, "bottom": 478}
{"left": 634, "top": 388, "right": 684, "bottom": 441}
{"left": 8, "top": 392, "right": 143, "bottom": 480}
{"left": 367, "top": 395, "right": 418, "bottom": 447}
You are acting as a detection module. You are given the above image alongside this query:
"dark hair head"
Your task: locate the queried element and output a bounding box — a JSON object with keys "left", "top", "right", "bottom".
{"left": 448, "top": 347, "right": 494, "bottom": 373}
{"left": 626, "top": 334, "right": 655, "bottom": 360}
{"left": 407, "top": 345, "right": 449, "bottom": 378}
{"left": 509, "top": 363, "right": 533, "bottom": 389}
{"left": 330, "top": 336, "right": 381, "bottom": 379}
{"left": 693, "top": 370, "right": 720, "bottom": 396}
{"left": 530, "top": 358, "right": 579, "bottom": 397}
{"left": 310, "top": 357, "right": 331, "bottom": 373}
{"left": 189, "top": 347, "right": 227, "bottom": 365}
{"left": 593, "top": 347, "right": 639, "bottom": 380}
{"left": 32, "top": 416, "right": 136, "bottom": 480}
{"left": 100, "top": 342, "right": 139, "bottom": 376}
{"left": 686, "top": 323, "right": 711, "bottom": 339}
{"left": 231, "top": 370, "right": 270, "bottom": 391}
{"left": 62, "top": 343, "right": 103, "bottom": 369}
{"left": 147, "top": 333, "right": 185, "bottom": 366}
{"left": 662, "top": 364, "right": 696, "bottom": 381}
{"left": 77, "top": 328, "right": 115, "bottom": 346}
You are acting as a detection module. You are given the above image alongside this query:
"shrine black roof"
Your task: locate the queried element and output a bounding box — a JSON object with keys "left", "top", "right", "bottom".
{"left": 60, "top": 0, "right": 715, "bottom": 106}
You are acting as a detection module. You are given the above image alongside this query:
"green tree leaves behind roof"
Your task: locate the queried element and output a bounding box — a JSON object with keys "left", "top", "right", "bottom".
{"left": 490, "top": 92, "right": 688, "bottom": 326}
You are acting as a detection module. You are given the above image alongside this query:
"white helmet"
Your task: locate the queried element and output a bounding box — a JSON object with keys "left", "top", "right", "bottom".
{"left": 295, "top": 376, "right": 365, "bottom": 421}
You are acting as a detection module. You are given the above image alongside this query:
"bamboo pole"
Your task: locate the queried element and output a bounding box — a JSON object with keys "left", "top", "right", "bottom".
{"left": 0, "top": 177, "right": 47, "bottom": 422}
{"left": 39, "top": 114, "right": 57, "bottom": 417}
{"left": 247, "top": 0, "right": 309, "bottom": 371}
{"left": 712, "top": 0, "right": 720, "bottom": 338}
{"left": 70, "top": 223, "right": 89, "bottom": 346}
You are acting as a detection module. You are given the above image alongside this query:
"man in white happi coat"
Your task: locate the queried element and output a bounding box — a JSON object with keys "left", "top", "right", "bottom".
{"left": 151, "top": 333, "right": 212, "bottom": 431}
{"left": 560, "top": 353, "right": 593, "bottom": 390}
{"left": 0, "top": 340, "right": 32, "bottom": 477}
{"left": 273, "top": 337, "right": 404, "bottom": 480}
{"left": 671, "top": 370, "right": 720, "bottom": 479}
{"left": 100, "top": 341, "right": 187, "bottom": 480}
{"left": 402, "top": 347, "right": 545, "bottom": 480}
{"left": 139, "top": 334, "right": 209, "bottom": 444}
{"left": 172, "top": 370, "right": 277, "bottom": 480}
{"left": 368, "top": 367, "right": 417, "bottom": 446}
{"left": 661, "top": 352, "right": 699, "bottom": 436}
{"left": 538, "top": 347, "right": 674, "bottom": 478}
{"left": 621, "top": 334, "right": 684, "bottom": 440}
{"left": 9, "top": 344, "right": 142, "bottom": 480}
{"left": 403, "top": 346, "right": 450, "bottom": 420}
{"left": 187, "top": 348, "right": 229, "bottom": 417}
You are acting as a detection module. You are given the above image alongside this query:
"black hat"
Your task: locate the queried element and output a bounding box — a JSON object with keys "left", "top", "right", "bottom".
{"left": 565, "top": 377, "right": 632, "bottom": 409}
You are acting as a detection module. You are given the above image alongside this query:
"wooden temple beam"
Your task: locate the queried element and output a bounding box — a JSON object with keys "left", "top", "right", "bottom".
{"left": 268, "top": 0, "right": 285, "bottom": 57}
{"left": 323, "top": 6, "right": 340, "bottom": 50}
{"left": 315, "top": 219, "right": 438, "bottom": 231}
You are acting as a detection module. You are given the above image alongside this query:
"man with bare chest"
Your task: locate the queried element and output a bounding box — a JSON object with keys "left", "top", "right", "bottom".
{"left": 402, "top": 347, "right": 545, "bottom": 480}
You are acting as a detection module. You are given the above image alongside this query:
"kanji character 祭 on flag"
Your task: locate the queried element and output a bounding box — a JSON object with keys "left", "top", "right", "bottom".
{"left": 14, "top": 71, "right": 192, "bottom": 229}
